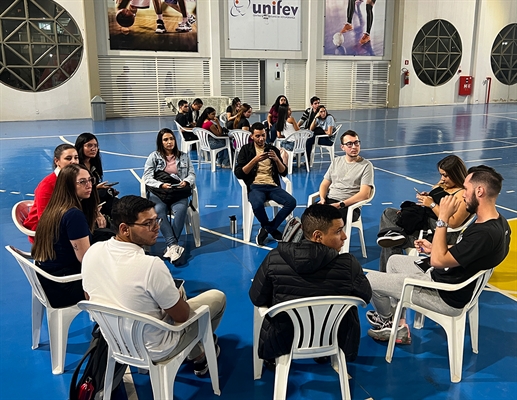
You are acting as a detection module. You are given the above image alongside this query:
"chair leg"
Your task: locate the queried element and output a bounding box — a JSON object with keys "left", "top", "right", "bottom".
{"left": 273, "top": 354, "right": 293, "bottom": 400}
{"left": 445, "top": 317, "right": 467, "bottom": 383}
{"left": 102, "top": 356, "right": 117, "bottom": 400}
{"left": 47, "top": 308, "right": 75, "bottom": 374}
{"left": 357, "top": 224, "right": 367, "bottom": 258}
{"left": 336, "top": 350, "right": 351, "bottom": 400}
{"left": 253, "top": 308, "right": 264, "bottom": 380}
{"left": 468, "top": 303, "right": 479, "bottom": 354}
{"left": 210, "top": 151, "right": 216, "bottom": 172}
{"left": 149, "top": 364, "right": 173, "bottom": 400}
{"left": 386, "top": 299, "right": 405, "bottom": 363}
{"left": 288, "top": 153, "right": 293, "bottom": 175}
{"left": 201, "top": 324, "right": 221, "bottom": 395}
{"left": 32, "top": 293, "right": 44, "bottom": 349}
{"left": 413, "top": 312, "right": 425, "bottom": 329}
{"left": 304, "top": 151, "right": 310, "bottom": 172}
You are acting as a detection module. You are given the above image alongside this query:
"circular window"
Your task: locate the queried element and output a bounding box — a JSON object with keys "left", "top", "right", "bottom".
{"left": 0, "top": 0, "right": 83, "bottom": 92}
{"left": 491, "top": 23, "right": 517, "bottom": 86}
{"left": 412, "top": 19, "right": 462, "bottom": 86}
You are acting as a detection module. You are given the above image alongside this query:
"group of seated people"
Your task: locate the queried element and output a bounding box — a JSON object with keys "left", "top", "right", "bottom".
{"left": 19, "top": 101, "right": 511, "bottom": 383}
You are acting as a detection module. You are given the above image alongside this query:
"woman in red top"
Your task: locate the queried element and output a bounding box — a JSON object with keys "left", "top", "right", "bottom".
{"left": 266, "top": 95, "right": 289, "bottom": 144}
{"left": 196, "top": 107, "right": 230, "bottom": 168}
{"left": 23, "top": 144, "right": 79, "bottom": 242}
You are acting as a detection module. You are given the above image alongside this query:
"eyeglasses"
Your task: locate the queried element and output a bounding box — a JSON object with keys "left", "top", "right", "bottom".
{"left": 85, "top": 143, "right": 98, "bottom": 149}
{"left": 342, "top": 140, "right": 361, "bottom": 148}
{"left": 76, "top": 177, "right": 96, "bottom": 186}
{"left": 129, "top": 218, "right": 163, "bottom": 231}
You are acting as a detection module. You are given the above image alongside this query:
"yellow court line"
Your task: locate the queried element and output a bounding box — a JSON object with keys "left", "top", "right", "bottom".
{"left": 489, "top": 218, "right": 517, "bottom": 298}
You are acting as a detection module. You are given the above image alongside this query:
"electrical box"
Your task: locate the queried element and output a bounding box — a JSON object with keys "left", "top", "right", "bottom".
{"left": 459, "top": 76, "right": 473, "bottom": 96}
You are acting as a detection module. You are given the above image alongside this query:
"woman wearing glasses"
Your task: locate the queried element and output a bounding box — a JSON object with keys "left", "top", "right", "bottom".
{"left": 143, "top": 128, "right": 196, "bottom": 262}
{"left": 75, "top": 132, "right": 119, "bottom": 216}
{"left": 31, "top": 164, "right": 98, "bottom": 308}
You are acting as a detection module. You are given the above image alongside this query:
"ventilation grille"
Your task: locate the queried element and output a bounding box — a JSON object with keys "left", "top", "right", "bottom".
{"left": 315, "top": 60, "right": 389, "bottom": 109}
{"left": 285, "top": 60, "right": 307, "bottom": 111}
{"left": 220, "top": 59, "right": 260, "bottom": 110}
{"left": 98, "top": 57, "right": 211, "bottom": 118}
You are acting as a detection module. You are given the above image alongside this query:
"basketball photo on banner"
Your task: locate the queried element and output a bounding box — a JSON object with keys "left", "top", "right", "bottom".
{"left": 108, "top": 0, "right": 197, "bottom": 52}
{"left": 324, "top": 0, "right": 386, "bottom": 56}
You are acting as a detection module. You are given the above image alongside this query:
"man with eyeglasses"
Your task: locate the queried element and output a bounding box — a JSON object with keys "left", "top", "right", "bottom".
{"left": 82, "top": 195, "right": 226, "bottom": 376}
{"left": 298, "top": 96, "right": 320, "bottom": 129}
{"left": 317, "top": 130, "right": 374, "bottom": 223}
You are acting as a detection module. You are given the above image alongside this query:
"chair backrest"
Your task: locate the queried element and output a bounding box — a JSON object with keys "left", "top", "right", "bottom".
{"left": 229, "top": 129, "right": 251, "bottom": 151}
{"left": 219, "top": 112, "right": 227, "bottom": 124}
{"left": 267, "top": 296, "right": 366, "bottom": 356}
{"left": 174, "top": 121, "right": 194, "bottom": 138}
{"left": 464, "top": 268, "right": 494, "bottom": 312}
{"left": 192, "top": 127, "right": 214, "bottom": 152}
{"left": 284, "top": 130, "right": 313, "bottom": 152}
{"left": 448, "top": 214, "right": 477, "bottom": 233}
{"left": 12, "top": 200, "right": 35, "bottom": 237}
{"left": 5, "top": 245, "right": 51, "bottom": 308}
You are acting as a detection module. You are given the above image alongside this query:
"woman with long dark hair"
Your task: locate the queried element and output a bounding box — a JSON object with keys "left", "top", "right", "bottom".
{"left": 23, "top": 144, "right": 79, "bottom": 242}
{"left": 276, "top": 105, "right": 300, "bottom": 164}
{"left": 266, "top": 95, "right": 289, "bottom": 143}
{"left": 143, "top": 128, "right": 196, "bottom": 261}
{"left": 307, "top": 104, "right": 336, "bottom": 161}
{"left": 31, "top": 164, "right": 98, "bottom": 308}
{"left": 225, "top": 97, "right": 241, "bottom": 125}
{"left": 197, "top": 107, "right": 230, "bottom": 168}
{"left": 227, "top": 103, "right": 252, "bottom": 131}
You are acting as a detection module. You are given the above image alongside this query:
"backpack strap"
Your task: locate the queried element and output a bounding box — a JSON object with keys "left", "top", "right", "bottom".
{"left": 69, "top": 325, "right": 100, "bottom": 400}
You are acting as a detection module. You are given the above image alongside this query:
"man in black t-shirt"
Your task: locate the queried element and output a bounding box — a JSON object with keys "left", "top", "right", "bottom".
{"left": 175, "top": 99, "right": 198, "bottom": 141}
{"left": 365, "top": 165, "right": 511, "bottom": 344}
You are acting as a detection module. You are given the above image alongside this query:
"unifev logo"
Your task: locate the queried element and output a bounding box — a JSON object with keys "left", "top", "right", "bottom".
{"left": 230, "top": 0, "right": 299, "bottom": 19}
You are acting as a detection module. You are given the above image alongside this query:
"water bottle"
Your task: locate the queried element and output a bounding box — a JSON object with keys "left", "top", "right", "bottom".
{"left": 229, "top": 215, "right": 237, "bottom": 235}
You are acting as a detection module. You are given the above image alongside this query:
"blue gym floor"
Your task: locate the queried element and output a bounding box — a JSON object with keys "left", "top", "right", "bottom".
{"left": 1, "top": 104, "right": 516, "bottom": 399}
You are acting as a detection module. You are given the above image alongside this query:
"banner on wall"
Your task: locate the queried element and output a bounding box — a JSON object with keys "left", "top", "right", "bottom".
{"left": 228, "top": 0, "right": 301, "bottom": 51}
{"left": 324, "top": 0, "right": 386, "bottom": 56}
{"left": 108, "top": 0, "right": 198, "bottom": 52}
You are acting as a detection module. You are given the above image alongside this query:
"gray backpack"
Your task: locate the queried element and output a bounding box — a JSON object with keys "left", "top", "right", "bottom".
{"left": 282, "top": 217, "right": 303, "bottom": 243}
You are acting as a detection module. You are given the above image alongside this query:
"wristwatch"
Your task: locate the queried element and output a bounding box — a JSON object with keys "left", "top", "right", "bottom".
{"left": 339, "top": 201, "right": 345, "bottom": 209}
{"left": 436, "top": 219, "right": 449, "bottom": 228}
{"left": 430, "top": 202, "right": 437, "bottom": 209}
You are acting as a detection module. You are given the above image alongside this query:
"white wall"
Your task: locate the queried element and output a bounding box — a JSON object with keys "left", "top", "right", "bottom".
{"left": 0, "top": 0, "right": 93, "bottom": 122}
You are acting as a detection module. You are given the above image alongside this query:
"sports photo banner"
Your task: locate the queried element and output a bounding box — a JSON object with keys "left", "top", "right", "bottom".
{"left": 108, "top": 0, "right": 198, "bottom": 52}
{"left": 324, "top": 0, "right": 386, "bottom": 56}
{"left": 228, "top": 0, "right": 302, "bottom": 51}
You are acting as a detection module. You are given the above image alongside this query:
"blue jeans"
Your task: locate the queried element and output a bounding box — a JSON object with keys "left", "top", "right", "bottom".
{"left": 208, "top": 137, "right": 230, "bottom": 166}
{"left": 148, "top": 192, "right": 188, "bottom": 247}
{"left": 306, "top": 127, "right": 334, "bottom": 159}
{"left": 248, "top": 184, "right": 297, "bottom": 233}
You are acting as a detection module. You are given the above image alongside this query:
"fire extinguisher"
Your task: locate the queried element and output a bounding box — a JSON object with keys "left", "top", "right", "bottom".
{"left": 402, "top": 68, "right": 409, "bottom": 85}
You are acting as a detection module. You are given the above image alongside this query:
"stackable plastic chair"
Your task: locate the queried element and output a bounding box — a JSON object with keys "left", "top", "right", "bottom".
{"left": 174, "top": 121, "right": 200, "bottom": 158}
{"left": 253, "top": 296, "right": 367, "bottom": 399}
{"left": 193, "top": 127, "right": 233, "bottom": 172}
{"left": 310, "top": 124, "right": 342, "bottom": 167}
{"left": 78, "top": 301, "right": 220, "bottom": 400}
{"left": 307, "top": 185, "right": 376, "bottom": 257}
{"left": 238, "top": 176, "right": 292, "bottom": 242}
{"left": 228, "top": 129, "right": 251, "bottom": 169}
{"left": 12, "top": 200, "right": 36, "bottom": 239}
{"left": 5, "top": 245, "right": 83, "bottom": 374}
{"left": 139, "top": 174, "right": 201, "bottom": 247}
{"left": 385, "top": 268, "right": 494, "bottom": 383}
{"left": 282, "top": 129, "right": 313, "bottom": 174}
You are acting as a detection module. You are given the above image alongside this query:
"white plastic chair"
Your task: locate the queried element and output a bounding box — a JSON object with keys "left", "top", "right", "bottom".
{"left": 193, "top": 127, "right": 233, "bottom": 172}
{"left": 238, "top": 176, "right": 292, "bottom": 243}
{"left": 174, "top": 121, "right": 200, "bottom": 158}
{"left": 385, "top": 268, "right": 495, "bottom": 383}
{"left": 12, "top": 200, "right": 36, "bottom": 238}
{"left": 5, "top": 245, "right": 83, "bottom": 374}
{"left": 77, "top": 301, "right": 221, "bottom": 400}
{"left": 310, "top": 124, "right": 342, "bottom": 167}
{"left": 253, "top": 296, "right": 367, "bottom": 399}
{"left": 307, "top": 185, "right": 376, "bottom": 257}
{"left": 283, "top": 129, "right": 313, "bottom": 174}
{"left": 139, "top": 175, "right": 201, "bottom": 247}
{"left": 219, "top": 112, "right": 227, "bottom": 125}
{"left": 229, "top": 129, "right": 251, "bottom": 169}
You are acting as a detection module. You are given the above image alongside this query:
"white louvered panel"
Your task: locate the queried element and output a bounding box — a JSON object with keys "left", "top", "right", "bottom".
{"left": 220, "top": 60, "right": 260, "bottom": 110}
{"left": 354, "top": 62, "right": 389, "bottom": 108}
{"left": 284, "top": 61, "right": 306, "bottom": 111}
{"left": 98, "top": 57, "right": 211, "bottom": 118}
{"left": 316, "top": 60, "right": 354, "bottom": 109}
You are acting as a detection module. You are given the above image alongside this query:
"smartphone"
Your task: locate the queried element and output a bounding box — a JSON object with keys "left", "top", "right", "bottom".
{"left": 413, "top": 187, "right": 422, "bottom": 194}
{"left": 173, "top": 278, "right": 185, "bottom": 290}
{"left": 414, "top": 257, "right": 433, "bottom": 273}
{"left": 98, "top": 201, "right": 107, "bottom": 207}
{"left": 105, "top": 182, "right": 119, "bottom": 187}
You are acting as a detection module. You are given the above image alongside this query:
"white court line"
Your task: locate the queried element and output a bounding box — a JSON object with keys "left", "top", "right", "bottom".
{"left": 104, "top": 167, "right": 144, "bottom": 173}
{"left": 464, "top": 158, "right": 502, "bottom": 163}
{"left": 199, "top": 227, "right": 273, "bottom": 250}
{"left": 60, "top": 136, "right": 148, "bottom": 158}
{"left": 0, "top": 130, "right": 157, "bottom": 141}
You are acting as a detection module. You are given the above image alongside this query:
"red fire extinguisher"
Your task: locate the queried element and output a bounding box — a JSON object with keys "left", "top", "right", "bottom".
{"left": 402, "top": 68, "right": 409, "bottom": 85}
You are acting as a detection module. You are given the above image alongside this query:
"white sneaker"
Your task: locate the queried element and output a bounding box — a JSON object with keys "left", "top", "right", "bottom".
{"left": 164, "top": 244, "right": 184, "bottom": 261}
{"left": 187, "top": 14, "right": 196, "bottom": 25}
{"left": 175, "top": 22, "right": 192, "bottom": 32}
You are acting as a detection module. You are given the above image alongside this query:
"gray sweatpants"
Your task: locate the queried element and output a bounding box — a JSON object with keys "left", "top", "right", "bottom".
{"left": 367, "top": 255, "right": 462, "bottom": 319}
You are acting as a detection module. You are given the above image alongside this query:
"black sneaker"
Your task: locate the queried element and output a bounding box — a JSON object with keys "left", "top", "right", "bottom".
{"left": 193, "top": 344, "right": 220, "bottom": 377}
{"left": 256, "top": 227, "right": 268, "bottom": 246}
{"left": 155, "top": 19, "right": 166, "bottom": 33}
{"left": 271, "top": 230, "right": 283, "bottom": 241}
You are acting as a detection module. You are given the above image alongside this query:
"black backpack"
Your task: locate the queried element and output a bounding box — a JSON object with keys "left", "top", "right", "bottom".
{"left": 69, "top": 324, "right": 127, "bottom": 400}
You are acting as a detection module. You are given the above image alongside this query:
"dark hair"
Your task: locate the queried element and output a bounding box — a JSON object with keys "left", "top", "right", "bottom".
{"left": 276, "top": 104, "right": 289, "bottom": 133}
{"left": 310, "top": 96, "right": 320, "bottom": 104}
{"left": 156, "top": 128, "right": 180, "bottom": 159}
{"left": 271, "top": 95, "right": 289, "bottom": 111}
{"left": 75, "top": 132, "right": 103, "bottom": 178}
{"left": 111, "top": 195, "right": 156, "bottom": 231}
{"left": 315, "top": 105, "right": 329, "bottom": 119}
{"left": 193, "top": 98, "right": 203, "bottom": 105}
{"left": 467, "top": 165, "right": 503, "bottom": 198}
{"left": 52, "top": 144, "right": 76, "bottom": 168}
{"left": 251, "top": 121, "right": 265, "bottom": 134}
{"left": 230, "top": 97, "right": 241, "bottom": 115}
{"left": 437, "top": 155, "right": 468, "bottom": 189}
{"left": 196, "top": 107, "right": 217, "bottom": 127}
{"left": 233, "top": 103, "right": 251, "bottom": 129}
{"left": 340, "top": 130, "right": 358, "bottom": 144}
{"left": 301, "top": 204, "right": 343, "bottom": 240}
{"left": 178, "top": 99, "right": 188, "bottom": 108}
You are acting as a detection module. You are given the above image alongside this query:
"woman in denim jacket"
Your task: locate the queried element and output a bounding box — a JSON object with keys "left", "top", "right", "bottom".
{"left": 143, "top": 128, "right": 196, "bottom": 261}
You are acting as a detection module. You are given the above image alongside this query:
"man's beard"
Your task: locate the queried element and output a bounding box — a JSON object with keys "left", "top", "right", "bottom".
{"left": 465, "top": 194, "right": 479, "bottom": 214}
